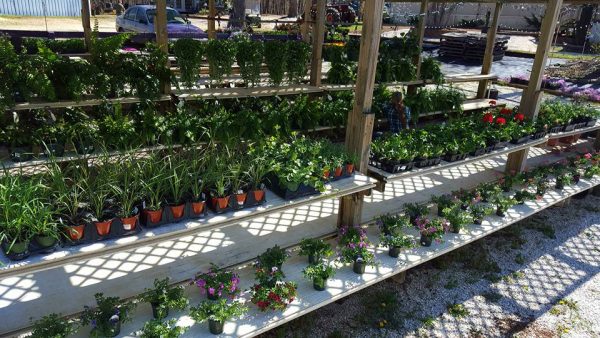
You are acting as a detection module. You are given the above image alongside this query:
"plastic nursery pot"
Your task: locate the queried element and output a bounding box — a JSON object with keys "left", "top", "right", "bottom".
{"left": 252, "top": 189, "right": 265, "bottom": 203}
{"left": 313, "top": 277, "right": 327, "bottom": 291}
{"left": 170, "top": 204, "right": 185, "bottom": 219}
{"left": 473, "top": 218, "right": 483, "bottom": 225}
{"left": 35, "top": 235, "right": 56, "bottom": 249}
{"left": 143, "top": 209, "right": 163, "bottom": 223}
{"left": 121, "top": 214, "right": 138, "bottom": 231}
{"left": 9, "top": 146, "right": 33, "bottom": 162}
{"left": 150, "top": 302, "right": 168, "bottom": 319}
{"left": 66, "top": 224, "right": 85, "bottom": 241}
{"left": 192, "top": 201, "right": 206, "bottom": 215}
{"left": 334, "top": 167, "right": 343, "bottom": 177}
{"left": 496, "top": 208, "right": 506, "bottom": 217}
{"left": 346, "top": 163, "right": 355, "bottom": 174}
{"left": 555, "top": 182, "right": 564, "bottom": 190}
{"left": 234, "top": 192, "right": 247, "bottom": 206}
{"left": 308, "top": 254, "right": 320, "bottom": 265}
{"left": 95, "top": 219, "right": 113, "bottom": 236}
{"left": 353, "top": 259, "right": 366, "bottom": 274}
{"left": 573, "top": 174, "right": 581, "bottom": 184}
{"left": 208, "top": 319, "right": 224, "bottom": 335}
{"left": 388, "top": 246, "right": 401, "bottom": 258}
{"left": 451, "top": 226, "right": 460, "bottom": 234}
{"left": 213, "top": 196, "right": 230, "bottom": 209}
{"left": 420, "top": 234, "right": 432, "bottom": 247}
{"left": 92, "top": 317, "right": 121, "bottom": 338}
{"left": 6, "top": 241, "right": 29, "bottom": 255}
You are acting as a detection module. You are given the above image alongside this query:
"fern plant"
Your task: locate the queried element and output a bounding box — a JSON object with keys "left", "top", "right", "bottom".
{"left": 264, "top": 40, "right": 287, "bottom": 86}
{"left": 206, "top": 39, "right": 236, "bottom": 84}
{"left": 234, "top": 35, "right": 263, "bottom": 87}
{"left": 285, "top": 41, "right": 311, "bottom": 83}
{"left": 173, "top": 38, "right": 204, "bottom": 89}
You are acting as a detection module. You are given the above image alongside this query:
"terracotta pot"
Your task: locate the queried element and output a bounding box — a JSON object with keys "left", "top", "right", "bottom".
{"left": 121, "top": 215, "right": 138, "bottom": 231}
{"left": 143, "top": 209, "right": 163, "bottom": 223}
{"left": 346, "top": 163, "right": 355, "bottom": 174}
{"left": 213, "top": 196, "right": 230, "bottom": 210}
{"left": 234, "top": 193, "right": 247, "bottom": 206}
{"left": 170, "top": 204, "right": 185, "bottom": 219}
{"left": 67, "top": 224, "right": 85, "bottom": 240}
{"left": 95, "top": 220, "right": 112, "bottom": 236}
{"left": 192, "top": 201, "right": 206, "bottom": 215}
{"left": 323, "top": 169, "right": 330, "bottom": 179}
{"left": 334, "top": 167, "right": 343, "bottom": 177}
{"left": 252, "top": 189, "right": 265, "bottom": 202}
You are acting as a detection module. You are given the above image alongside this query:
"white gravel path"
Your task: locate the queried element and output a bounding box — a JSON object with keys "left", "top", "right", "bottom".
{"left": 260, "top": 193, "right": 600, "bottom": 338}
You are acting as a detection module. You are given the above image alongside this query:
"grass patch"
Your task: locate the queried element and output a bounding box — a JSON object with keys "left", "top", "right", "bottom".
{"left": 482, "top": 291, "right": 503, "bottom": 303}
{"left": 444, "top": 279, "right": 459, "bottom": 289}
{"left": 447, "top": 303, "right": 470, "bottom": 318}
{"left": 420, "top": 316, "right": 436, "bottom": 328}
{"left": 515, "top": 253, "right": 525, "bottom": 265}
{"left": 353, "top": 289, "right": 402, "bottom": 329}
{"left": 502, "top": 271, "right": 526, "bottom": 284}
{"left": 521, "top": 215, "right": 556, "bottom": 239}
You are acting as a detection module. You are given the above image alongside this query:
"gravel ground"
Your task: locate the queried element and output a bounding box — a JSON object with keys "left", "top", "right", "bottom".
{"left": 260, "top": 193, "right": 600, "bottom": 338}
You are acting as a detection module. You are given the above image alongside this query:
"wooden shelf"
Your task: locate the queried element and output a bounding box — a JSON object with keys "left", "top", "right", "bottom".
{"left": 8, "top": 95, "right": 171, "bottom": 111}
{"left": 0, "top": 174, "right": 376, "bottom": 280}
{"left": 176, "top": 85, "right": 323, "bottom": 100}
{"left": 548, "top": 121, "right": 600, "bottom": 139}
{"left": 445, "top": 73, "right": 498, "bottom": 83}
{"left": 68, "top": 175, "right": 600, "bottom": 338}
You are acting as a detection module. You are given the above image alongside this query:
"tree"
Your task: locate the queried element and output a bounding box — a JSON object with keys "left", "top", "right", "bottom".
{"left": 288, "top": 0, "right": 298, "bottom": 17}
{"left": 229, "top": 0, "right": 246, "bottom": 29}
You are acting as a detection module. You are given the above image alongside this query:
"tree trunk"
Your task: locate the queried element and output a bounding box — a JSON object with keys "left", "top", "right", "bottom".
{"left": 288, "top": 0, "right": 298, "bottom": 17}
{"left": 575, "top": 5, "right": 596, "bottom": 46}
{"left": 229, "top": 0, "right": 246, "bottom": 29}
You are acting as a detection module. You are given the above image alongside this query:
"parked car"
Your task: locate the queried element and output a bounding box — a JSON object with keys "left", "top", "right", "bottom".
{"left": 116, "top": 5, "right": 204, "bottom": 34}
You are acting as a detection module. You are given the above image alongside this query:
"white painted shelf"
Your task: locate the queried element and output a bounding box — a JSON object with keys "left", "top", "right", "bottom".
{"left": 65, "top": 175, "right": 600, "bottom": 338}
{"left": 8, "top": 95, "right": 171, "bottom": 111}
{"left": 0, "top": 174, "right": 376, "bottom": 279}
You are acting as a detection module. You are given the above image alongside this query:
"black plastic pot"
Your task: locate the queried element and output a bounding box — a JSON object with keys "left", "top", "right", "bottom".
{"left": 496, "top": 208, "right": 505, "bottom": 217}
{"left": 573, "top": 174, "right": 580, "bottom": 184}
{"left": 9, "top": 146, "right": 33, "bottom": 162}
{"left": 388, "top": 246, "right": 401, "bottom": 258}
{"left": 555, "top": 182, "right": 564, "bottom": 190}
{"left": 74, "top": 141, "right": 95, "bottom": 154}
{"left": 43, "top": 143, "right": 65, "bottom": 157}
{"left": 420, "top": 235, "right": 432, "bottom": 247}
{"left": 150, "top": 302, "right": 168, "bottom": 319}
{"left": 308, "top": 254, "right": 320, "bottom": 265}
{"left": 353, "top": 260, "right": 366, "bottom": 274}
{"left": 207, "top": 289, "right": 220, "bottom": 301}
{"left": 549, "top": 125, "right": 565, "bottom": 133}
{"left": 510, "top": 135, "right": 530, "bottom": 145}
{"left": 469, "top": 147, "right": 486, "bottom": 157}
{"left": 313, "top": 277, "right": 326, "bottom": 291}
{"left": 34, "top": 235, "right": 56, "bottom": 249}
{"left": 451, "top": 226, "right": 460, "bottom": 234}
{"left": 474, "top": 218, "right": 482, "bottom": 225}
{"left": 209, "top": 319, "right": 224, "bottom": 335}
{"left": 92, "top": 317, "right": 121, "bottom": 337}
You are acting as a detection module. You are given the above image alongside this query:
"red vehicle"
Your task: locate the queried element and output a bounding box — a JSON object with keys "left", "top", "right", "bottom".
{"left": 310, "top": 2, "right": 356, "bottom": 25}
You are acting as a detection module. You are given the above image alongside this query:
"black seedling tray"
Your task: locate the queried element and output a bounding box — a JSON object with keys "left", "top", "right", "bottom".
{"left": 266, "top": 175, "right": 320, "bottom": 200}
{"left": 141, "top": 199, "right": 209, "bottom": 228}
{"left": 1, "top": 239, "right": 60, "bottom": 261}
{"left": 510, "top": 136, "right": 531, "bottom": 145}
{"left": 63, "top": 217, "right": 142, "bottom": 247}
{"left": 443, "top": 153, "right": 468, "bottom": 162}
{"left": 369, "top": 157, "right": 414, "bottom": 174}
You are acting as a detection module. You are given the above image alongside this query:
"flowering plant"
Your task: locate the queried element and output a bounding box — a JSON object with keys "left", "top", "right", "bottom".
{"left": 140, "top": 278, "right": 188, "bottom": 319}
{"left": 375, "top": 213, "right": 411, "bottom": 235}
{"left": 250, "top": 281, "right": 297, "bottom": 312}
{"left": 303, "top": 261, "right": 336, "bottom": 280}
{"left": 416, "top": 217, "right": 449, "bottom": 242}
{"left": 298, "top": 238, "right": 333, "bottom": 260}
{"left": 190, "top": 299, "right": 247, "bottom": 323}
{"left": 442, "top": 206, "right": 472, "bottom": 232}
{"left": 338, "top": 225, "right": 375, "bottom": 265}
{"left": 80, "top": 293, "right": 136, "bottom": 337}
{"left": 379, "top": 231, "right": 414, "bottom": 249}
{"left": 194, "top": 264, "right": 241, "bottom": 299}
{"left": 403, "top": 202, "right": 429, "bottom": 224}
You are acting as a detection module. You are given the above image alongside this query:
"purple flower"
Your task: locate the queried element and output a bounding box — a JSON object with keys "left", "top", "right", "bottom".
{"left": 208, "top": 287, "right": 215, "bottom": 295}
{"left": 91, "top": 319, "right": 96, "bottom": 328}
{"left": 196, "top": 279, "right": 206, "bottom": 288}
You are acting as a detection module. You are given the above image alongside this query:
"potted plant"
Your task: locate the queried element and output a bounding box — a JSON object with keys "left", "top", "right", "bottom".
{"left": 470, "top": 204, "right": 493, "bottom": 225}
{"left": 140, "top": 278, "right": 188, "bottom": 320}
{"left": 4, "top": 114, "right": 34, "bottom": 162}
{"left": 536, "top": 177, "right": 550, "bottom": 196}
{"left": 403, "top": 202, "right": 429, "bottom": 226}
{"left": 205, "top": 39, "right": 236, "bottom": 85}
{"left": 188, "top": 157, "right": 207, "bottom": 216}
{"left": 298, "top": 238, "right": 334, "bottom": 264}
{"left": 110, "top": 156, "right": 142, "bottom": 231}
{"left": 229, "top": 161, "right": 248, "bottom": 207}
{"left": 376, "top": 213, "right": 411, "bottom": 236}
{"left": 379, "top": 231, "right": 414, "bottom": 258}
{"left": 345, "top": 151, "right": 359, "bottom": 175}
{"left": 0, "top": 175, "right": 41, "bottom": 255}
{"left": 431, "top": 194, "right": 459, "bottom": 217}
{"left": 139, "top": 319, "right": 188, "bottom": 338}
{"left": 514, "top": 189, "right": 538, "bottom": 204}
{"left": 139, "top": 153, "right": 167, "bottom": 224}
{"left": 256, "top": 245, "right": 289, "bottom": 274}
{"left": 194, "top": 264, "right": 241, "bottom": 301}
{"left": 85, "top": 158, "right": 117, "bottom": 238}
{"left": 416, "top": 217, "right": 449, "bottom": 247}
{"left": 555, "top": 173, "right": 573, "bottom": 190}
{"left": 80, "top": 293, "right": 136, "bottom": 338}
{"left": 245, "top": 155, "right": 270, "bottom": 203}
{"left": 442, "top": 206, "right": 472, "bottom": 234}
{"left": 250, "top": 280, "right": 297, "bottom": 312}
{"left": 477, "top": 182, "right": 502, "bottom": 202}
{"left": 29, "top": 200, "right": 60, "bottom": 249}
{"left": 207, "top": 161, "right": 231, "bottom": 211}
{"left": 29, "top": 313, "right": 77, "bottom": 338}
{"left": 165, "top": 156, "right": 189, "bottom": 220}
{"left": 338, "top": 225, "right": 375, "bottom": 274}
{"left": 303, "top": 261, "right": 336, "bottom": 291}
{"left": 493, "top": 195, "right": 516, "bottom": 217}
{"left": 190, "top": 299, "right": 247, "bottom": 335}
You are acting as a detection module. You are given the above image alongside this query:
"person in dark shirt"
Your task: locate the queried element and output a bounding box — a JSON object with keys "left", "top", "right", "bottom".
{"left": 385, "top": 91, "right": 410, "bottom": 133}
{"left": 115, "top": 0, "right": 125, "bottom": 15}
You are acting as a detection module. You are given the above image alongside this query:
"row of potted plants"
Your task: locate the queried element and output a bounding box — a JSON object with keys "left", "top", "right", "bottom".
{"left": 537, "top": 100, "right": 600, "bottom": 133}
{"left": 0, "top": 136, "right": 357, "bottom": 260}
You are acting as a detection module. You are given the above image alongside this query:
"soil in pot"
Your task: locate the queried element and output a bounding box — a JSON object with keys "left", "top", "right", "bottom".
{"left": 35, "top": 235, "right": 57, "bottom": 248}
{"left": 151, "top": 302, "right": 168, "bottom": 319}
{"left": 388, "top": 246, "right": 401, "bottom": 258}
{"left": 353, "top": 260, "right": 366, "bottom": 274}
{"left": 95, "top": 219, "right": 112, "bottom": 236}
{"left": 420, "top": 235, "right": 432, "bottom": 247}
{"left": 170, "top": 204, "right": 185, "bottom": 219}
{"left": 143, "top": 209, "right": 163, "bottom": 223}
{"left": 313, "top": 277, "right": 326, "bottom": 291}
{"left": 192, "top": 201, "right": 206, "bottom": 215}
{"left": 66, "top": 224, "right": 85, "bottom": 241}
{"left": 208, "top": 319, "right": 224, "bottom": 335}
{"left": 121, "top": 214, "right": 138, "bottom": 231}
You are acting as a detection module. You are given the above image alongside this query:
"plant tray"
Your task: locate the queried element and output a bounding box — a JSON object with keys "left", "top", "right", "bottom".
{"left": 266, "top": 175, "right": 320, "bottom": 200}
{"left": 1, "top": 239, "right": 60, "bottom": 261}
{"left": 63, "top": 217, "right": 142, "bottom": 248}
{"left": 510, "top": 135, "right": 531, "bottom": 145}
{"left": 329, "top": 166, "right": 355, "bottom": 182}
{"left": 443, "top": 153, "right": 468, "bottom": 162}
{"left": 469, "top": 148, "right": 486, "bottom": 157}
{"left": 414, "top": 157, "right": 430, "bottom": 168}
{"left": 369, "top": 157, "right": 414, "bottom": 174}
{"left": 585, "top": 119, "right": 598, "bottom": 127}
{"left": 530, "top": 131, "right": 547, "bottom": 140}
{"left": 549, "top": 125, "right": 565, "bottom": 133}
{"left": 564, "top": 124, "right": 577, "bottom": 132}
{"left": 574, "top": 122, "right": 587, "bottom": 129}
{"left": 493, "top": 141, "right": 509, "bottom": 150}
{"left": 141, "top": 199, "right": 209, "bottom": 228}
{"left": 484, "top": 145, "right": 496, "bottom": 153}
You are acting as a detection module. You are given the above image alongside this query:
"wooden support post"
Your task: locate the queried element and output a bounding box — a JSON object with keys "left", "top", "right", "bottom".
{"left": 337, "top": 0, "right": 385, "bottom": 226}
{"left": 505, "top": 0, "right": 563, "bottom": 174}
{"left": 208, "top": 0, "right": 217, "bottom": 39}
{"left": 477, "top": 2, "right": 503, "bottom": 98}
{"left": 301, "top": 0, "right": 313, "bottom": 43}
{"left": 309, "top": 0, "right": 326, "bottom": 87}
{"left": 81, "top": 0, "right": 92, "bottom": 50}
{"left": 595, "top": 129, "right": 600, "bottom": 151}
{"left": 414, "top": 0, "right": 428, "bottom": 79}
{"left": 155, "top": 0, "right": 171, "bottom": 95}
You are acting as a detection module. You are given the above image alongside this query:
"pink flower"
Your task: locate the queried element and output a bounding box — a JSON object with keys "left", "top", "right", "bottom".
{"left": 585, "top": 153, "right": 592, "bottom": 159}
{"left": 208, "top": 287, "right": 215, "bottom": 295}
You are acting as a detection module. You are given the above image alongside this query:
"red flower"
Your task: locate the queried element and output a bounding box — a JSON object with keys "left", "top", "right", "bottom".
{"left": 514, "top": 113, "right": 525, "bottom": 122}
{"left": 489, "top": 100, "right": 497, "bottom": 106}
{"left": 495, "top": 117, "right": 506, "bottom": 125}
{"left": 500, "top": 108, "right": 513, "bottom": 115}
{"left": 257, "top": 301, "right": 269, "bottom": 309}
{"left": 482, "top": 113, "right": 494, "bottom": 123}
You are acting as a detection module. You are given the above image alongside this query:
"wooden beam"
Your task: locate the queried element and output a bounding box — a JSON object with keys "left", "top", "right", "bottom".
{"left": 477, "top": 2, "right": 502, "bottom": 98}
{"left": 338, "top": 0, "right": 385, "bottom": 226}
{"left": 309, "top": 0, "right": 326, "bottom": 86}
{"left": 301, "top": 0, "right": 313, "bottom": 43}
{"left": 81, "top": 0, "right": 92, "bottom": 50}
{"left": 414, "top": 0, "right": 429, "bottom": 78}
{"left": 595, "top": 129, "right": 600, "bottom": 151}
{"left": 208, "top": 0, "right": 217, "bottom": 39}
{"left": 155, "top": 0, "right": 171, "bottom": 95}
{"left": 506, "top": 0, "right": 563, "bottom": 174}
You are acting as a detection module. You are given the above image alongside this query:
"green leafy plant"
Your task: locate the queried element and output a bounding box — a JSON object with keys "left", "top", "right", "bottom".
{"left": 206, "top": 39, "right": 236, "bottom": 84}
{"left": 80, "top": 293, "right": 136, "bottom": 338}
{"left": 29, "top": 313, "right": 77, "bottom": 338}
{"left": 173, "top": 38, "right": 204, "bottom": 88}
{"left": 139, "top": 319, "right": 187, "bottom": 338}
{"left": 190, "top": 299, "right": 247, "bottom": 323}
{"left": 250, "top": 281, "right": 297, "bottom": 311}
{"left": 138, "top": 152, "right": 168, "bottom": 211}
{"left": 470, "top": 204, "right": 493, "bottom": 223}
{"left": 420, "top": 57, "right": 444, "bottom": 84}
{"left": 234, "top": 35, "right": 263, "bottom": 87}
{"left": 442, "top": 205, "right": 472, "bottom": 232}
{"left": 298, "top": 238, "right": 334, "bottom": 261}
{"left": 140, "top": 278, "right": 188, "bottom": 320}
{"left": 303, "top": 261, "right": 336, "bottom": 281}
{"left": 264, "top": 40, "right": 287, "bottom": 86}
{"left": 338, "top": 225, "right": 376, "bottom": 266}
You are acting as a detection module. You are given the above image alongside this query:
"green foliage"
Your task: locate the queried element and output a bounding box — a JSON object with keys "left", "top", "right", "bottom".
{"left": 303, "top": 261, "right": 336, "bottom": 280}
{"left": 173, "top": 38, "right": 204, "bottom": 89}
{"left": 206, "top": 39, "right": 236, "bottom": 84}
{"left": 298, "top": 238, "right": 334, "bottom": 258}
{"left": 29, "top": 313, "right": 77, "bottom": 338}
{"left": 286, "top": 41, "right": 311, "bottom": 83}
{"left": 447, "top": 303, "right": 470, "bottom": 318}
{"left": 139, "top": 319, "right": 187, "bottom": 338}
{"left": 80, "top": 293, "right": 136, "bottom": 338}
{"left": 140, "top": 278, "right": 188, "bottom": 320}
{"left": 190, "top": 299, "right": 247, "bottom": 323}
{"left": 234, "top": 35, "right": 263, "bottom": 86}
{"left": 264, "top": 40, "right": 287, "bottom": 86}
